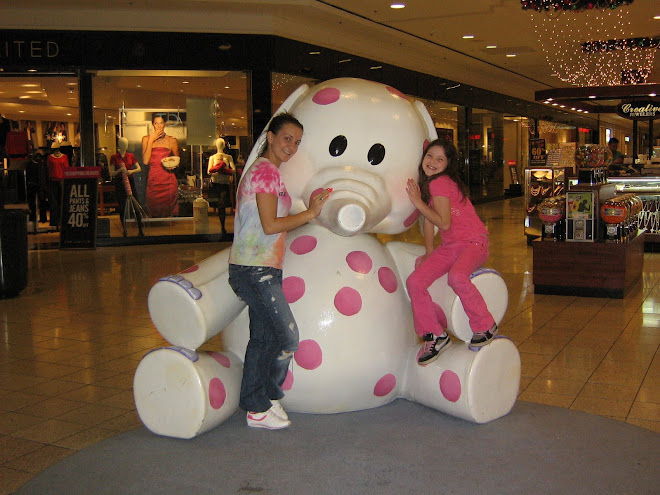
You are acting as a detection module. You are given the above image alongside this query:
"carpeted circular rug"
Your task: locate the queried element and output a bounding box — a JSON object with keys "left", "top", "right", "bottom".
{"left": 15, "top": 400, "right": 659, "bottom": 495}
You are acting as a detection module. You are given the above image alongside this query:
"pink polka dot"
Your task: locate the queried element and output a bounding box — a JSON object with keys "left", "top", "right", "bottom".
{"left": 403, "top": 209, "right": 420, "bottom": 228}
{"left": 282, "top": 370, "right": 294, "bottom": 391}
{"left": 346, "top": 251, "right": 372, "bottom": 274}
{"left": 378, "top": 267, "right": 398, "bottom": 293}
{"left": 386, "top": 86, "right": 408, "bottom": 100}
{"left": 374, "top": 373, "right": 396, "bottom": 397}
{"left": 312, "top": 87, "right": 341, "bottom": 105}
{"left": 334, "top": 287, "right": 362, "bottom": 316}
{"left": 208, "top": 377, "right": 226, "bottom": 409}
{"left": 208, "top": 351, "right": 231, "bottom": 368}
{"left": 440, "top": 370, "right": 461, "bottom": 403}
{"left": 433, "top": 303, "right": 447, "bottom": 330}
{"left": 290, "top": 235, "right": 317, "bottom": 255}
{"left": 181, "top": 265, "right": 199, "bottom": 274}
{"left": 282, "top": 276, "right": 305, "bottom": 303}
{"left": 294, "top": 339, "right": 323, "bottom": 370}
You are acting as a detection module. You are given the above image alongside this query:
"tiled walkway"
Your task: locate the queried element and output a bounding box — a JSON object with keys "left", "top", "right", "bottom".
{"left": 1, "top": 196, "right": 658, "bottom": 494}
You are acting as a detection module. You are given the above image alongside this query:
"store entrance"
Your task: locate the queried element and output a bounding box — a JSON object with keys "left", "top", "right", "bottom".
{"left": 0, "top": 74, "right": 79, "bottom": 241}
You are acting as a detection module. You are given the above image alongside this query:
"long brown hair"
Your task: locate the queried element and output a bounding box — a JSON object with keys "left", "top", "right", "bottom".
{"left": 418, "top": 139, "right": 469, "bottom": 203}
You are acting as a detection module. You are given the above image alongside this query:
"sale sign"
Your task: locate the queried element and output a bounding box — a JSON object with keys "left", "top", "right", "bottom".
{"left": 530, "top": 138, "right": 546, "bottom": 167}
{"left": 60, "top": 167, "right": 101, "bottom": 249}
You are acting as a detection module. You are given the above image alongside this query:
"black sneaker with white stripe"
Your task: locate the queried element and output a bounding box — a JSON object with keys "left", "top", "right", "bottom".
{"left": 469, "top": 324, "right": 498, "bottom": 350}
{"left": 418, "top": 332, "right": 451, "bottom": 366}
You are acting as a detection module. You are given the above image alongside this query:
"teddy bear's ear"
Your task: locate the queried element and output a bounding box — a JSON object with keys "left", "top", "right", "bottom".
{"left": 414, "top": 100, "right": 439, "bottom": 142}
{"left": 241, "top": 84, "right": 311, "bottom": 178}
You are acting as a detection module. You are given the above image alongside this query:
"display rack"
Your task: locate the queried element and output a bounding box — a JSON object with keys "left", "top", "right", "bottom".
{"left": 607, "top": 176, "right": 660, "bottom": 245}
{"left": 524, "top": 166, "right": 570, "bottom": 244}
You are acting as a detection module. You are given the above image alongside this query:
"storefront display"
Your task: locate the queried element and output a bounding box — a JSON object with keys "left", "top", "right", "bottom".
{"left": 607, "top": 176, "right": 660, "bottom": 243}
{"left": 524, "top": 165, "right": 570, "bottom": 243}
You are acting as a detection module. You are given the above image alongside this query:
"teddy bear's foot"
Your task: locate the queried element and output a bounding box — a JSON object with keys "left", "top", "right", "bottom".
{"left": 134, "top": 347, "right": 243, "bottom": 438}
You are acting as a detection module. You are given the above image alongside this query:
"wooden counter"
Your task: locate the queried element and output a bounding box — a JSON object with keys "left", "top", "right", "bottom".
{"left": 532, "top": 232, "right": 644, "bottom": 298}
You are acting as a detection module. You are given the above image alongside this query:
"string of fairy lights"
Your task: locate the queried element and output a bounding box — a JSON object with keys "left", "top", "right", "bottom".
{"left": 526, "top": 1, "right": 656, "bottom": 87}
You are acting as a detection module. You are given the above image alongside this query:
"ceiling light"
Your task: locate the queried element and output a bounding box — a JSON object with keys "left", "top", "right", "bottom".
{"left": 27, "top": 69, "right": 37, "bottom": 72}
{"left": 462, "top": 35, "right": 475, "bottom": 39}
{"left": 182, "top": 81, "right": 190, "bottom": 84}
{"left": 309, "top": 51, "right": 321, "bottom": 55}
{"left": 390, "top": 3, "right": 405, "bottom": 8}
{"left": 654, "top": 15, "right": 660, "bottom": 20}
{"left": 650, "top": 93, "right": 657, "bottom": 97}
{"left": 486, "top": 45, "right": 497, "bottom": 49}
{"left": 506, "top": 54, "right": 517, "bottom": 57}
{"left": 370, "top": 66, "right": 383, "bottom": 70}
{"left": 21, "top": 83, "right": 39, "bottom": 87}
{"left": 19, "top": 95, "right": 30, "bottom": 99}
{"left": 589, "top": 95, "right": 596, "bottom": 98}
{"left": 339, "top": 58, "right": 351, "bottom": 63}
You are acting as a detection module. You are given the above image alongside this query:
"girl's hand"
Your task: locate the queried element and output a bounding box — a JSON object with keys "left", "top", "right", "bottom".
{"left": 406, "top": 178, "right": 423, "bottom": 206}
{"left": 308, "top": 188, "right": 333, "bottom": 218}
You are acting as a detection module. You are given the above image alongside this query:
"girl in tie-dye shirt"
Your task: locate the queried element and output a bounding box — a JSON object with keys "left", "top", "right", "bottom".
{"left": 228, "top": 113, "right": 332, "bottom": 430}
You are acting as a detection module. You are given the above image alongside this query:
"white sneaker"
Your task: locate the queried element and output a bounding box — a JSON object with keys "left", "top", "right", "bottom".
{"left": 246, "top": 407, "right": 291, "bottom": 430}
{"left": 270, "top": 399, "right": 288, "bottom": 420}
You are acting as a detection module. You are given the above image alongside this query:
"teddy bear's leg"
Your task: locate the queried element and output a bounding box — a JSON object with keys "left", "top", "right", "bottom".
{"left": 147, "top": 249, "right": 246, "bottom": 350}
{"left": 402, "top": 337, "right": 521, "bottom": 423}
{"left": 133, "top": 347, "right": 243, "bottom": 439}
{"left": 428, "top": 268, "right": 508, "bottom": 342}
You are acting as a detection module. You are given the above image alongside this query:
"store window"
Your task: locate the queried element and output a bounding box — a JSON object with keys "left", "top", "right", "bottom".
{"left": 92, "top": 70, "right": 248, "bottom": 239}
{"left": 0, "top": 75, "right": 79, "bottom": 230}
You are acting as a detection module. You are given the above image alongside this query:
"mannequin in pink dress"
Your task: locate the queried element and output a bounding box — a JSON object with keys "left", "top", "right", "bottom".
{"left": 142, "top": 114, "right": 180, "bottom": 217}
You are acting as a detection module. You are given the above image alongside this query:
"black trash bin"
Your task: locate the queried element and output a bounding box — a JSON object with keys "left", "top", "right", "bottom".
{"left": 0, "top": 207, "right": 29, "bottom": 298}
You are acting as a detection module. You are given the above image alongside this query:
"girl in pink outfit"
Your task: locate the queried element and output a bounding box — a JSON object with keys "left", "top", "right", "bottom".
{"left": 406, "top": 139, "right": 497, "bottom": 365}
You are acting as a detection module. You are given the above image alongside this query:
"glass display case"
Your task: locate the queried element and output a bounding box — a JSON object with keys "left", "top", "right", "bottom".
{"left": 524, "top": 166, "right": 570, "bottom": 244}
{"left": 607, "top": 176, "right": 660, "bottom": 236}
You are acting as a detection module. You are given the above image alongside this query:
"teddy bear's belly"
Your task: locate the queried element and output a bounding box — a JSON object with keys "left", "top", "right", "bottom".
{"left": 275, "top": 224, "right": 415, "bottom": 413}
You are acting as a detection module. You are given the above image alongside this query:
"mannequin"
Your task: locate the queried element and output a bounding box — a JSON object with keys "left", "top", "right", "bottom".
{"left": 110, "top": 137, "right": 145, "bottom": 237}
{"left": 207, "top": 137, "right": 235, "bottom": 235}
{"left": 46, "top": 143, "right": 70, "bottom": 228}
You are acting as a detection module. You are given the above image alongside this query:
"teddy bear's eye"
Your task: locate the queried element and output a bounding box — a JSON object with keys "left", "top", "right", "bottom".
{"left": 329, "top": 135, "right": 347, "bottom": 157}
{"left": 368, "top": 143, "right": 385, "bottom": 165}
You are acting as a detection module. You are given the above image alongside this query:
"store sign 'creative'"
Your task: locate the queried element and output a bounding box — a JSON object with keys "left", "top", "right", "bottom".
{"left": 616, "top": 101, "right": 660, "bottom": 119}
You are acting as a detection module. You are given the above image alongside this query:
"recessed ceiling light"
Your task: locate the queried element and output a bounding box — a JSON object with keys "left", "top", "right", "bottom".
{"left": 506, "top": 54, "right": 516, "bottom": 57}
{"left": 571, "top": 107, "right": 576, "bottom": 111}
{"left": 588, "top": 95, "right": 596, "bottom": 98}
{"left": 370, "top": 66, "right": 383, "bottom": 70}
{"left": 224, "top": 85, "right": 230, "bottom": 89}
{"left": 486, "top": 45, "right": 497, "bottom": 49}
{"left": 182, "top": 81, "right": 190, "bottom": 84}
{"left": 309, "top": 51, "right": 321, "bottom": 55}
{"left": 19, "top": 95, "right": 30, "bottom": 99}
{"left": 339, "top": 58, "right": 351, "bottom": 63}
{"left": 27, "top": 69, "right": 37, "bottom": 72}
{"left": 462, "top": 35, "right": 475, "bottom": 39}
{"left": 390, "top": 3, "right": 405, "bottom": 8}
{"left": 649, "top": 93, "right": 657, "bottom": 97}
{"left": 654, "top": 15, "right": 660, "bottom": 20}
{"left": 21, "top": 83, "right": 39, "bottom": 87}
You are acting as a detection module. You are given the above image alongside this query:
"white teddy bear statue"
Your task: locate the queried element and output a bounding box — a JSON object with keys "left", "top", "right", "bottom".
{"left": 134, "top": 78, "right": 521, "bottom": 439}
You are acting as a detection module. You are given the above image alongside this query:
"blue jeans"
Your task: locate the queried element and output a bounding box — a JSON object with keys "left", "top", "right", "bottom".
{"left": 228, "top": 264, "right": 300, "bottom": 413}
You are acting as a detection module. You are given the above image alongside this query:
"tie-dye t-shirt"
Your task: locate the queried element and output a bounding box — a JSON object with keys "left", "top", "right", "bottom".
{"left": 229, "top": 158, "right": 292, "bottom": 269}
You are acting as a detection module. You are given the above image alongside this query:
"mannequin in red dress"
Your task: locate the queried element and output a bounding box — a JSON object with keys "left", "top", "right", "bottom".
{"left": 142, "top": 115, "right": 180, "bottom": 217}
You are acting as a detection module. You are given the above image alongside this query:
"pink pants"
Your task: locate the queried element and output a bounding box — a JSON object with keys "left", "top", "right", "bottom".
{"left": 406, "top": 239, "right": 495, "bottom": 337}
